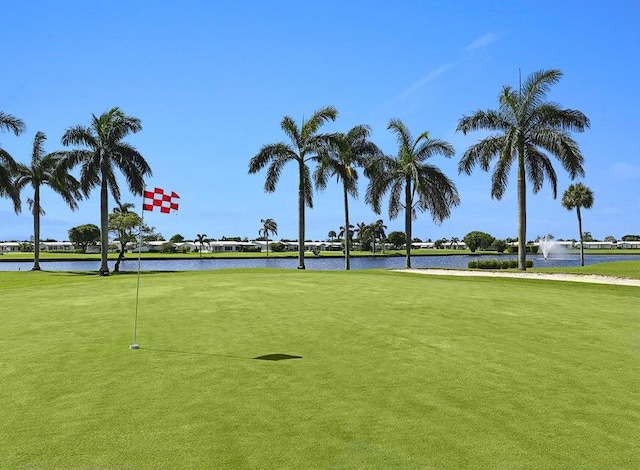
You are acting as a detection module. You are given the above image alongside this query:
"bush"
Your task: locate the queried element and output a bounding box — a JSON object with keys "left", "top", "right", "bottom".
{"left": 270, "top": 242, "right": 285, "bottom": 252}
{"left": 468, "top": 259, "right": 522, "bottom": 269}
{"left": 493, "top": 239, "right": 507, "bottom": 253}
{"left": 159, "top": 242, "right": 176, "bottom": 253}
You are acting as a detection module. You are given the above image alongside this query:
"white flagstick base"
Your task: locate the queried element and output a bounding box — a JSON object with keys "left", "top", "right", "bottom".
{"left": 130, "top": 344, "right": 141, "bottom": 349}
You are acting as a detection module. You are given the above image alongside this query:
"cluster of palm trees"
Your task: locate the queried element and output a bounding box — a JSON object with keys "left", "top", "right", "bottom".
{"left": 334, "top": 219, "right": 388, "bottom": 256}
{"left": 0, "top": 107, "right": 151, "bottom": 274}
{"left": 249, "top": 69, "right": 591, "bottom": 271}
{"left": 2, "top": 69, "right": 593, "bottom": 273}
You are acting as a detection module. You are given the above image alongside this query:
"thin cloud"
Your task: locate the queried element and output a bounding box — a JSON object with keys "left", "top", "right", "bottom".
{"left": 610, "top": 163, "right": 640, "bottom": 180}
{"left": 466, "top": 32, "right": 501, "bottom": 51}
{"left": 394, "top": 63, "right": 456, "bottom": 102}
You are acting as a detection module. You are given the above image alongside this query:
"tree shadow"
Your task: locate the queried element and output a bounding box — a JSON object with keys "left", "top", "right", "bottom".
{"left": 254, "top": 353, "right": 302, "bottom": 361}
{"left": 141, "top": 347, "right": 254, "bottom": 360}
{"left": 138, "top": 348, "right": 302, "bottom": 361}
{"left": 49, "top": 270, "right": 175, "bottom": 276}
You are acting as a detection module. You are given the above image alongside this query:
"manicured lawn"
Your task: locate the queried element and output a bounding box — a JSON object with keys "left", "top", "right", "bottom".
{"left": 537, "top": 259, "right": 640, "bottom": 279}
{"left": 1, "top": 269, "right": 639, "bottom": 469}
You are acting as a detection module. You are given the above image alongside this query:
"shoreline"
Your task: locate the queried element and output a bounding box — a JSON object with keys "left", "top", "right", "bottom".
{"left": 1, "top": 250, "right": 639, "bottom": 263}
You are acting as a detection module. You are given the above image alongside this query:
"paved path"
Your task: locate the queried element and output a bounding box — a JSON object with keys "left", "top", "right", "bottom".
{"left": 393, "top": 269, "right": 640, "bottom": 287}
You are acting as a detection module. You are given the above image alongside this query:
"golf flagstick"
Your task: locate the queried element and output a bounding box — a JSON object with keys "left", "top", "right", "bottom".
{"left": 130, "top": 190, "right": 145, "bottom": 350}
{"left": 130, "top": 186, "right": 180, "bottom": 350}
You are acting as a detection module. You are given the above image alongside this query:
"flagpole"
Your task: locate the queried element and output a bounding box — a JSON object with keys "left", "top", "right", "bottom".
{"left": 130, "top": 189, "right": 145, "bottom": 350}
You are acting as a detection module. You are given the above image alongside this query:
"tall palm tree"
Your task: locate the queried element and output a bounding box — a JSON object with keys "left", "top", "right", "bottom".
{"left": 62, "top": 107, "right": 152, "bottom": 276}
{"left": 368, "top": 219, "right": 387, "bottom": 254}
{"left": 195, "top": 233, "right": 209, "bottom": 257}
{"left": 338, "top": 224, "right": 354, "bottom": 252}
{"left": 327, "top": 230, "right": 337, "bottom": 242}
{"left": 314, "top": 125, "right": 380, "bottom": 270}
{"left": 457, "top": 69, "right": 590, "bottom": 270}
{"left": 259, "top": 218, "right": 278, "bottom": 257}
{"left": 248, "top": 106, "right": 338, "bottom": 269}
{"left": 14, "top": 132, "right": 82, "bottom": 270}
{"left": 366, "top": 119, "right": 459, "bottom": 268}
{"left": 561, "top": 182, "right": 594, "bottom": 266}
{"left": 354, "top": 221, "right": 369, "bottom": 251}
{"left": 1, "top": 111, "right": 26, "bottom": 211}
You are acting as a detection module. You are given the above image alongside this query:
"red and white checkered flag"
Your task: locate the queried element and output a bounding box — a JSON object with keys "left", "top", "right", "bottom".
{"left": 143, "top": 187, "right": 179, "bottom": 214}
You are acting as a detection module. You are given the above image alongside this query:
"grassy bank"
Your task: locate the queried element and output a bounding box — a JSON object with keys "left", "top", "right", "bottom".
{"left": 2, "top": 268, "right": 639, "bottom": 469}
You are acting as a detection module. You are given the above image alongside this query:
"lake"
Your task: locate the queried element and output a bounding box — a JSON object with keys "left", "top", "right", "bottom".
{"left": 2, "top": 253, "right": 640, "bottom": 271}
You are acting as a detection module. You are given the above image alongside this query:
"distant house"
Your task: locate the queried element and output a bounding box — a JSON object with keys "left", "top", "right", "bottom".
{"left": 576, "top": 241, "right": 616, "bottom": 250}
{"left": 208, "top": 240, "right": 260, "bottom": 253}
{"left": 617, "top": 240, "right": 640, "bottom": 249}
{"left": 0, "top": 242, "right": 21, "bottom": 252}
{"left": 413, "top": 242, "right": 435, "bottom": 249}
{"left": 40, "top": 241, "right": 75, "bottom": 252}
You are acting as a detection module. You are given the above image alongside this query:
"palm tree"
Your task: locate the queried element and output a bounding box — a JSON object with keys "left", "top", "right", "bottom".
{"left": 338, "top": 224, "right": 354, "bottom": 252}
{"left": 369, "top": 219, "right": 387, "bottom": 254}
{"left": 14, "top": 132, "right": 82, "bottom": 270}
{"left": 561, "top": 182, "right": 594, "bottom": 266}
{"left": 327, "top": 230, "right": 337, "bottom": 242}
{"left": 1, "top": 111, "right": 26, "bottom": 211}
{"left": 366, "top": 119, "right": 459, "bottom": 268}
{"left": 354, "top": 222, "right": 369, "bottom": 251}
{"left": 449, "top": 236, "right": 460, "bottom": 249}
{"left": 314, "top": 125, "right": 380, "bottom": 270}
{"left": 195, "top": 233, "right": 209, "bottom": 257}
{"left": 248, "top": 106, "right": 338, "bottom": 269}
{"left": 259, "top": 218, "right": 278, "bottom": 257}
{"left": 62, "top": 107, "right": 152, "bottom": 276}
{"left": 457, "top": 69, "right": 590, "bottom": 270}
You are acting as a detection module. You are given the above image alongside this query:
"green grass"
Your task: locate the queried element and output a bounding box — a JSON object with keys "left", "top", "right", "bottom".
{"left": 2, "top": 269, "right": 640, "bottom": 469}
{"left": 535, "top": 260, "right": 640, "bottom": 279}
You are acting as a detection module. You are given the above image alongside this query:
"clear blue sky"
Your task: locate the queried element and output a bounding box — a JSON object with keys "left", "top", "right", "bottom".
{"left": 2, "top": 1, "right": 638, "bottom": 242}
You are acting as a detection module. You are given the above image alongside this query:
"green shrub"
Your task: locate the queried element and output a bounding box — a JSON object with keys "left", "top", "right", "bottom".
{"left": 159, "top": 242, "right": 176, "bottom": 253}
{"left": 270, "top": 242, "right": 285, "bottom": 253}
{"left": 468, "top": 260, "right": 478, "bottom": 268}
{"left": 493, "top": 239, "right": 507, "bottom": 253}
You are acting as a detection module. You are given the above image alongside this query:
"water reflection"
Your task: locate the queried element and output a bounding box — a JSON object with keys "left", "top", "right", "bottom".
{"left": 1, "top": 253, "right": 640, "bottom": 271}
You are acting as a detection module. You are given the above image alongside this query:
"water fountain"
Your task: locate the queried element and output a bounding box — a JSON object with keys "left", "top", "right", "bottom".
{"left": 538, "top": 236, "right": 556, "bottom": 260}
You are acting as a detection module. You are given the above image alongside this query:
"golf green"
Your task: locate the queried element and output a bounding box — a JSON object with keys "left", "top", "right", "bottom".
{"left": 1, "top": 269, "right": 639, "bottom": 469}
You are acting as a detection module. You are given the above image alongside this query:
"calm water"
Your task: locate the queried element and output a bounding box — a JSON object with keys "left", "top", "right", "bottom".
{"left": 2, "top": 253, "right": 640, "bottom": 271}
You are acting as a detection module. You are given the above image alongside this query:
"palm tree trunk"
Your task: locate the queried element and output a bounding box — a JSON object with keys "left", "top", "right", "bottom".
{"left": 297, "top": 164, "right": 306, "bottom": 269}
{"left": 343, "top": 185, "right": 350, "bottom": 270}
{"left": 99, "top": 172, "right": 110, "bottom": 276}
{"left": 405, "top": 178, "right": 412, "bottom": 269}
{"left": 577, "top": 207, "right": 584, "bottom": 266}
{"left": 517, "top": 148, "right": 527, "bottom": 271}
{"left": 266, "top": 235, "right": 270, "bottom": 257}
{"left": 32, "top": 185, "right": 41, "bottom": 271}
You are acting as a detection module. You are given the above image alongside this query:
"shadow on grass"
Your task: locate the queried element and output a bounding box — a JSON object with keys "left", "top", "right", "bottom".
{"left": 139, "top": 348, "right": 302, "bottom": 361}
{"left": 49, "top": 270, "right": 176, "bottom": 276}
{"left": 141, "top": 347, "right": 254, "bottom": 360}
{"left": 254, "top": 354, "right": 303, "bottom": 361}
